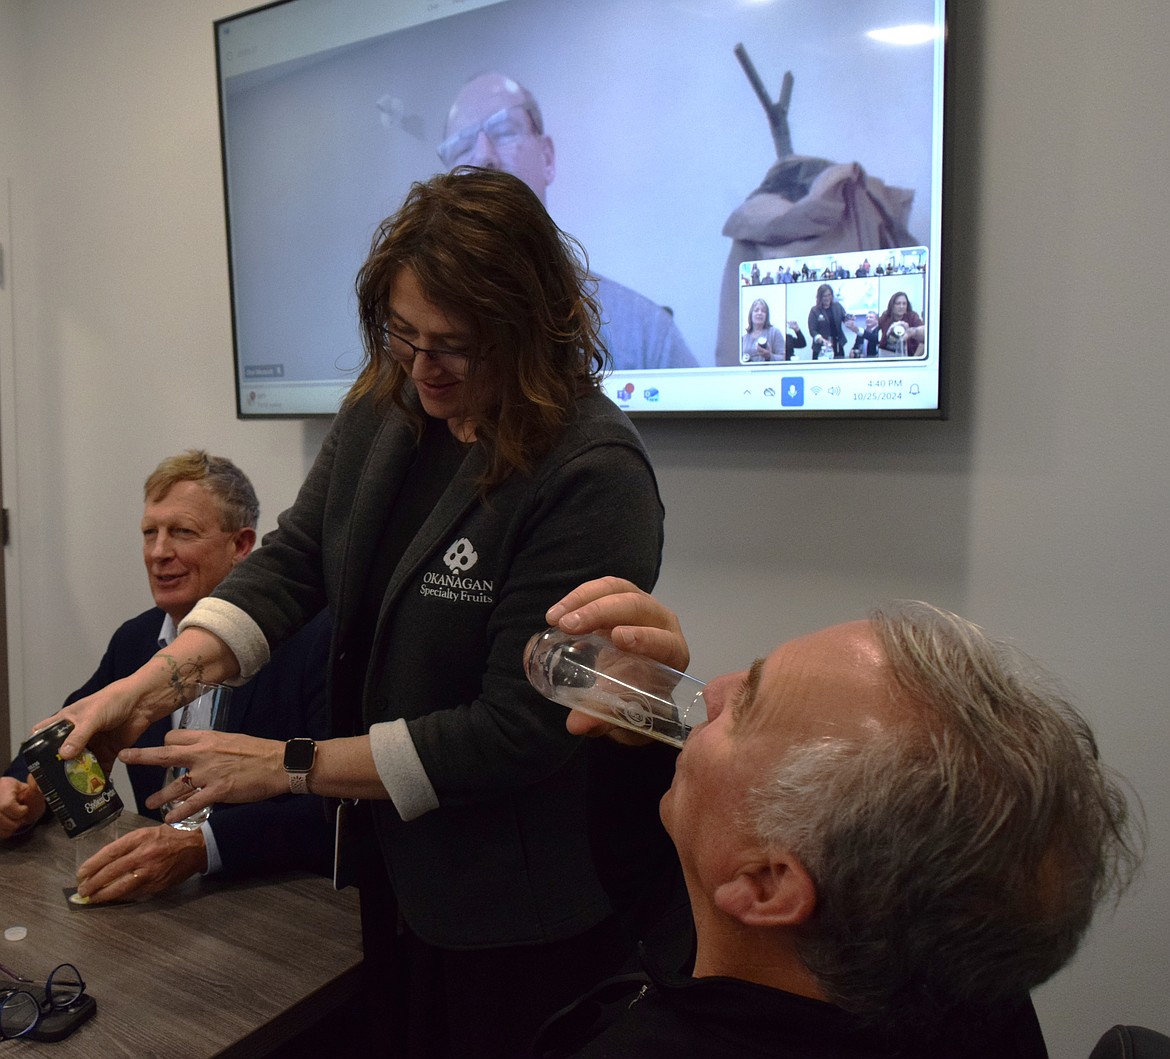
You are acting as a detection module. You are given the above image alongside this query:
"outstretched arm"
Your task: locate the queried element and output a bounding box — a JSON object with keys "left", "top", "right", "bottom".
{"left": 40, "top": 626, "right": 241, "bottom": 769}
{"left": 122, "top": 731, "right": 386, "bottom": 826}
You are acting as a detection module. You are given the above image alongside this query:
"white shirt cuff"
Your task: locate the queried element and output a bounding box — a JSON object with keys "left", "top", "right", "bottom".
{"left": 369, "top": 720, "right": 440, "bottom": 822}
{"left": 201, "top": 819, "right": 223, "bottom": 875}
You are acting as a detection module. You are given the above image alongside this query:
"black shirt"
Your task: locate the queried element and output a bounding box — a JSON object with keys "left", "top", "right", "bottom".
{"left": 534, "top": 960, "right": 1049, "bottom": 1059}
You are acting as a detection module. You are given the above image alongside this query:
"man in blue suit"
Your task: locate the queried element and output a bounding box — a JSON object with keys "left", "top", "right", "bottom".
{"left": 0, "top": 451, "right": 332, "bottom": 902}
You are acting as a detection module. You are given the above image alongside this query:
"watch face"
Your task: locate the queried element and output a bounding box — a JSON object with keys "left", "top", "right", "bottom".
{"left": 284, "top": 739, "right": 316, "bottom": 772}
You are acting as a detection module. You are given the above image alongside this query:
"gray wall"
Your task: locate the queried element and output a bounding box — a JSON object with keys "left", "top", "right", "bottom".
{"left": 2, "top": 2, "right": 1167, "bottom": 1054}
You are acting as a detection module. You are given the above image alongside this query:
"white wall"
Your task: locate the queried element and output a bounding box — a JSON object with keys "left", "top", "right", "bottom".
{"left": 0, "top": 0, "right": 330, "bottom": 722}
{"left": 3, "top": 1, "right": 1167, "bottom": 1054}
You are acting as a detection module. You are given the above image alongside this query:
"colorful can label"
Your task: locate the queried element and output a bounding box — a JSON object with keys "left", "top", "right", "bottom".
{"left": 19, "top": 720, "right": 123, "bottom": 837}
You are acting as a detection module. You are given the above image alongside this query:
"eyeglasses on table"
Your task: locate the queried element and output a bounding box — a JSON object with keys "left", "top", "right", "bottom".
{"left": 0, "top": 961, "right": 87, "bottom": 1041}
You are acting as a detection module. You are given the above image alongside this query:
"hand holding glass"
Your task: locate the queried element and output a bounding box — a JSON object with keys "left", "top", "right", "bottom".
{"left": 524, "top": 628, "right": 707, "bottom": 748}
{"left": 162, "top": 683, "right": 231, "bottom": 830}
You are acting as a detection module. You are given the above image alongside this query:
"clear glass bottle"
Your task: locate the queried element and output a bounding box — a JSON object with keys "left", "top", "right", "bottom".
{"left": 524, "top": 628, "right": 707, "bottom": 748}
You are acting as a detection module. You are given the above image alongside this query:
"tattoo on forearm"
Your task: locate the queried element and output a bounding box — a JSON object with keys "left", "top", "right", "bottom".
{"left": 159, "top": 655, "right": 207, "bottom": 708}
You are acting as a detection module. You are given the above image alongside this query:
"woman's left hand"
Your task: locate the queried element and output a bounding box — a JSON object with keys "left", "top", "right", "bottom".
{"left": 121, "top": 730, "right": 285, "bottom": 824}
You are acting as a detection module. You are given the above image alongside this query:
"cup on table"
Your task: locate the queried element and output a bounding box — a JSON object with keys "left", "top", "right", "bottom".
{"left": 71, "top": 811, "right": 134, "bottom": 876}
{"left": 161, "top": 683, "right": 232, "bottom": 831}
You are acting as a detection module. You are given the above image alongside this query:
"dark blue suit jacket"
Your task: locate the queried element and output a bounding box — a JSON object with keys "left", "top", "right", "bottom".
{"left": 6, "top": 608, "right": 333, "bottom": 879}
{"left": 852, "top": 326, "right": 882, "bottom": 358}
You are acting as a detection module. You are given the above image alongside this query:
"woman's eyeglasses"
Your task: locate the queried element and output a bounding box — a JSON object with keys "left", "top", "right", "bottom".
{"left": 0, "top": 962, "right": 86, "bottom": 1041}
{"left": 381, "top": 327, "right": 479, "bottom": 372}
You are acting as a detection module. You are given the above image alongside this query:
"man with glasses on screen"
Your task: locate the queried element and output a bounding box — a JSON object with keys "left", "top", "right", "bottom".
{"left": 439, "top": 72, "right": 698, "bottom": 373}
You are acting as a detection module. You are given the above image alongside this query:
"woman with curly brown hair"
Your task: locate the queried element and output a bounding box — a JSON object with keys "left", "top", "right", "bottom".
{"left": 51, "top": 167, "right": 669, "bottom": 1058}
{"left": 878, "top": 291, "right": 926, "bottom": 357}
{"left": 807, "top": 283, "right": 858, "bottom": 358}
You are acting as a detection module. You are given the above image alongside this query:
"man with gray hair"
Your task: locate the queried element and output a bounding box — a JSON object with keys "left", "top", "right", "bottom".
{"left": 531, "top": 579, "right": 1142, "bottom": 1058}
{"left": 440, "top": 72, "right": 698, "bottom": 372}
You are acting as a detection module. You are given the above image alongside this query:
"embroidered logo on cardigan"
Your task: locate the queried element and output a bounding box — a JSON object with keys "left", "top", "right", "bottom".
{"left": 443, "top": 537, "right": 479, "bottom": 573}
{"left": 419, "top": 538, "right": 495, "bottom": 605}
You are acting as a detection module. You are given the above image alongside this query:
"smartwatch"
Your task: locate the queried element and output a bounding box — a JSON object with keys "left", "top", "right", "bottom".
{"left": 283, "top": 738, "right": 317, "bottom": 794}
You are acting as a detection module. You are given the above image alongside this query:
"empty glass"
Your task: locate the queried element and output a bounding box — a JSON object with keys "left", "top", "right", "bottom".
{"left": 161, "top": 683, "right": 232, "bottom": 830}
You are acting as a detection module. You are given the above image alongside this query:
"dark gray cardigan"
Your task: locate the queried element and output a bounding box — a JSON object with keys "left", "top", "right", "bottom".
{"left": 207, "top": 389, "right": 665, "bottom": 948}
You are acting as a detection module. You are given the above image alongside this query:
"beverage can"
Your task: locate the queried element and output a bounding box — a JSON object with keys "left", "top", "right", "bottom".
{"left": 19, "top": 720, "right": 124, "bottom": 837}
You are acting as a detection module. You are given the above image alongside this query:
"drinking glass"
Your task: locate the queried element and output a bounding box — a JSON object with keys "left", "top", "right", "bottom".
{"left": 524, "top": 628, "right": 707, "bottom": 748}
{"left": 161, "top": 683, "right": 232, "bottom": 830}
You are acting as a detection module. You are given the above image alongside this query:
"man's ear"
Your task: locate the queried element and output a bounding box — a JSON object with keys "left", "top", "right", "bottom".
{"left": 232, "top": 526, "right": 257, "bottom": 563}
{"left": 713, "top": 851, "right": 816, "bottom": 928}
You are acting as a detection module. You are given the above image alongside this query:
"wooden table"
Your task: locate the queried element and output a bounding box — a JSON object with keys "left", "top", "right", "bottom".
{"left": 0, "top": 814, "right": 363, "bottom": 1057}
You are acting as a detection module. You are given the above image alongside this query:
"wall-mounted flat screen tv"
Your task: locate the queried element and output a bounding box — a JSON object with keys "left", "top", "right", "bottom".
{"left": 217, "top": 0, "right": 949, "bottom": 419}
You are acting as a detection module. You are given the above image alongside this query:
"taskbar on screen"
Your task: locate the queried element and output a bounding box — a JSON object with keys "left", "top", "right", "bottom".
{"left": 236, "top": 365, "right": 939, "bottom": 418}
{"left": 237, "top": 379, "right": 352, "bottom": 417}
{"left": 607, "top": 362, "right": 940, "bottom": 417}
